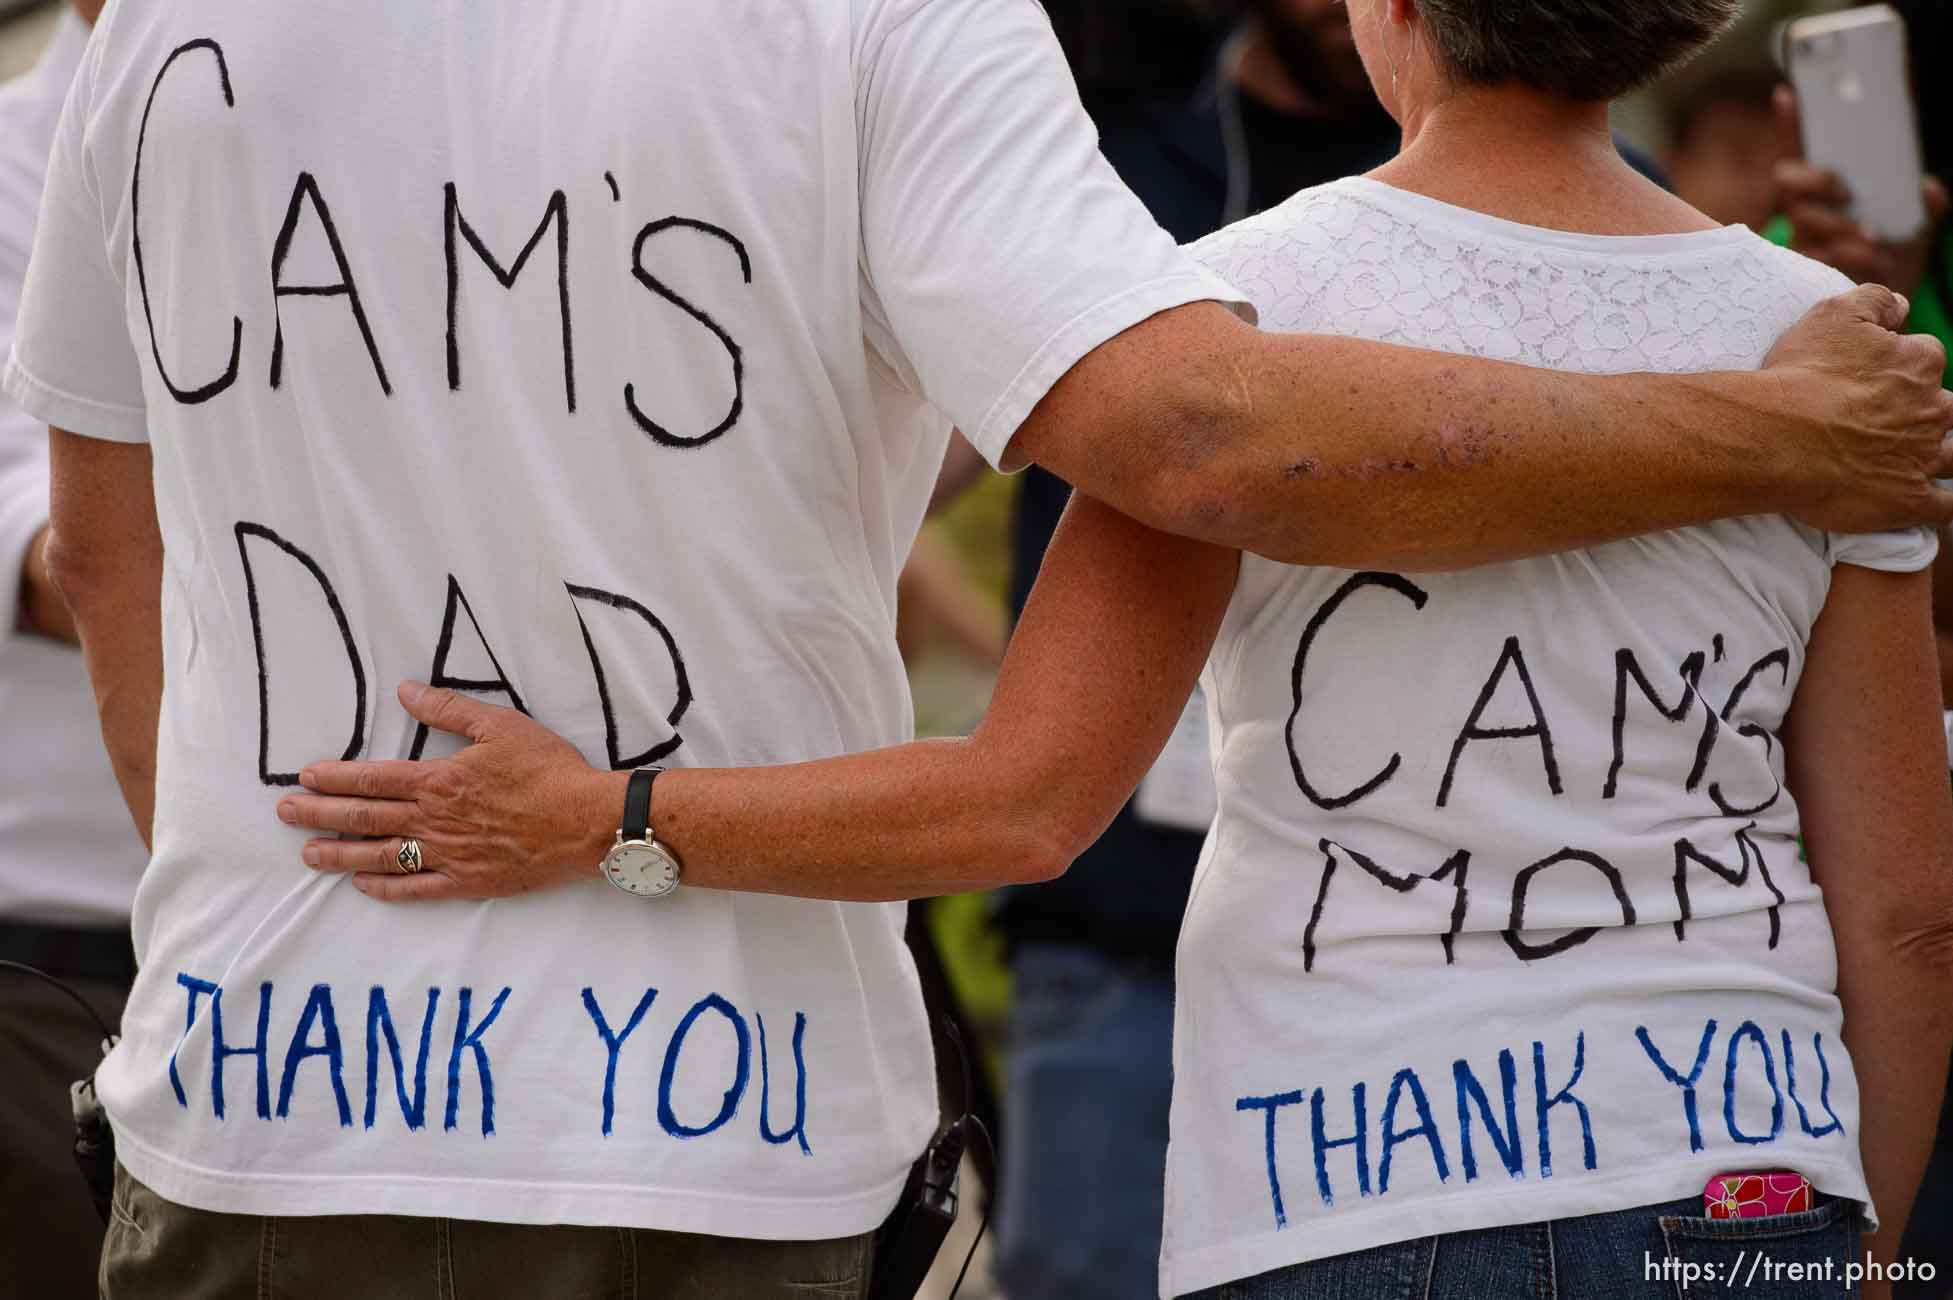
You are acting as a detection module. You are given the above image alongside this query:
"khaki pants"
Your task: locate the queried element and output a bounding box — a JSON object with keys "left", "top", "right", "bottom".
{"left": 102, "top": 1167, "right": 875, "bottom": 1300}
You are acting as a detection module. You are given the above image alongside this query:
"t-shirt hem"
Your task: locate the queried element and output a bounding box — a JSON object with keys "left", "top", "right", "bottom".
{"left": 965, "top": 270, "right": 1253, "bottom": 472}
{"left": 1160, "top": 1156, "right": 1872, "bottom": 1297}
{"left": 2, "top": 356, "right": 149, "bottom": 444}
{"left": 110, "top": 1119, "right": 910, "bottom": 1241}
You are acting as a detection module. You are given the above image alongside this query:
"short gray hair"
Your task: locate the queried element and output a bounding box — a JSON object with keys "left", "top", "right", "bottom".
{"left": 1413, "top": 0, "right": 1741, "bottom": 101}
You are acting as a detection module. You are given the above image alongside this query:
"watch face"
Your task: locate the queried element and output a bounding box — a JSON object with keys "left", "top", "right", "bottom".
{"left": 603, "top": 840, "right": 681, "bottom": 899}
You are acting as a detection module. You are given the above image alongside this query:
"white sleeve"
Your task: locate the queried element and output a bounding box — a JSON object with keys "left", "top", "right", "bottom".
{"left": 2, "top": 33, "right": 149, "bottom": 444}
{"left": 1764, "top": 250, "right": 1947, "bottom": 575}
{"left": 1828, "top": 525, "right": 1940, "bottom": 573}
{"left": 855, "top": 0, "right": 1249, "bottom": 468}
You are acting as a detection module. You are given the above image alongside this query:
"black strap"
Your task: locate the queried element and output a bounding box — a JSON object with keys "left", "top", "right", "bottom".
{"left": 622, "top": 768, "right": 661, "bottom": 842}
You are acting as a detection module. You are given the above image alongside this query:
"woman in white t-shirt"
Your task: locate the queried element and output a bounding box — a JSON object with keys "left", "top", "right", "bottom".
{"left": 283, "top": 0, "right": 1953, "bottom": 1294}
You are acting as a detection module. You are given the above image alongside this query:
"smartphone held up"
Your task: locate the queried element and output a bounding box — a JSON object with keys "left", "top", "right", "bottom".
{"left": 1783, "top": 4, "right": 1930, "bottom": 242}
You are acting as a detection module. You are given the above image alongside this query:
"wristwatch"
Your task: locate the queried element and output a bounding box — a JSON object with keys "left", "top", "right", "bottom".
{"left": 600, "top": 768, "right": 683, "bottom": 899}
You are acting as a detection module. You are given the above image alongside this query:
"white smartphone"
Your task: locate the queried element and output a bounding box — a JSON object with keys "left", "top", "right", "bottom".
{"left": 1785, "top": 4, "right": 1928, "bottom": 242}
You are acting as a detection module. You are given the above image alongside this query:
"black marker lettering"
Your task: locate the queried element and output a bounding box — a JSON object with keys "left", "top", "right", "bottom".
{"left": 235, "top": 522, "right": 366, "bottom": 786}
{"left": 445, "top": 184, "right": 575, "bottom": 414}
{"left": 1305, "top": 838, "right": 1470, "bottom": 972}
{"left": 565, "top": 584, "right": 692, "bottom": 768}
{"left": 410, "top": 576, "right": 529, "bottom": 760}
{"left": 625, "top": 218, "right": 752, "bottom": 449}
{"left": 1502, "top": 849, "right": 1635, "bottom": 961}
{"left": 1288, "top": 573, "right": 1428, "bottom": 810}
{"left": 1604, "top": 647, "right": 1717, "bottom": 799}
{"left": 133, "top": 40, "right": 241, "bottom": 404}
{"left": 1672, "top": 825, "right": 1784, "bottom": 949}
{"left": 269, "top": 173, "right": 392, "bottom": 395}
{"left": 1438, "top": 637, "right": 1561, "bottom": 807}
{"left": 1709, "top": 649, "right": 1791, "bottom": 817}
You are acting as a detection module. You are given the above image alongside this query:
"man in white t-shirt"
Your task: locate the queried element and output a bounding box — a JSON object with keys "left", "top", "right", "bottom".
{"left": 7, "top": 0, "right": 1951, "bottom": 1293}
{"left": 0, "top": 4, "right": 147, "bottom": 1295}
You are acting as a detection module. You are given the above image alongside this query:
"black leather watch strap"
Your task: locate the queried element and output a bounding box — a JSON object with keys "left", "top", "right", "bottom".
{"left": 622, "top": 767, "right": 663, "bottom": 842}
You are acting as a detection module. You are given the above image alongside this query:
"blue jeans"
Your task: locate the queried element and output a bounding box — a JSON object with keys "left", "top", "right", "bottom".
{"left": 996, "top": 942, "right": 1176, "bottom": 1300}
{"left": 1189, "top": 1195, "right": 1864, "bottom": 1299}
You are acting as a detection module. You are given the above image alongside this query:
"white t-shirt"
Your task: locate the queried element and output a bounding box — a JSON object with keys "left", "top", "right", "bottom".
{"left": 4, "top": 0, "right": 1242, "bottom": 1235}
{"left": 0, "top": 11, "right": 145, "bottom": 930}
{"left": 1163, "top": 177, "right": 1937, "bottom": 1296}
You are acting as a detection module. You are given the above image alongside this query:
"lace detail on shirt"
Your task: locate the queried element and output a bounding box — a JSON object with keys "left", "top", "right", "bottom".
{"left": 1192, "top": 180, "right": 1844, "bottom": 378}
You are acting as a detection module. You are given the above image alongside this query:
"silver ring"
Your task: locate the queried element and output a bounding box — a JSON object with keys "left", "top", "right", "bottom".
{"left": 395, "top": 838, "right": 425, "bottom": 875}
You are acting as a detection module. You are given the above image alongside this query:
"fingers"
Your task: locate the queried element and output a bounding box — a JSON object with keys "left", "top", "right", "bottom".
{"left": 1935, "top": 434, "right": 1953, "bottom": 484}
{"left": 300, "top": 835, "right": 400, "bottom": 874}
{"left": 1828, "top": 282, "right": 1911, "bottom": 332}
{"left": 351, "top": 871, "right": 464, "bottom": 903}
{"left": 298, "top": 758, "right": 425, "bottom": 798}
{"left": 1926, "top": 176, "right": 1950, "bottom": 224}
{"left": 1898, "top": 334, "right": 1951, "bottom": 387}
{"left": 1920, "top": 484, "right": 1953, "bottom": 528}
{"left": 278, "top": 794, "right": 417, "bottom": 837}
{"left": 1792, "top": 217, "right": 1888, "bottom": 267}
{"left": 1772, "top": 84, "right": 1801, "bottom": 156}
{"left": 301, "top": 835, "right": 460, "bottom": 895}
{"left": 399, "top": 681, "right": 503, "bottom": 744}
{"left": 1789, "top": 213, "right": 1896, "bottom": 285}
{"left": 1775, "top": 161, "right": 1896, "bottom": 282}
{"left": 1775, "top": 159, "right": 1852, "bottom": 207}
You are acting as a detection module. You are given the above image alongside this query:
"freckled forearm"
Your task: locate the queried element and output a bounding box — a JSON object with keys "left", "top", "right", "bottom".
{"left": 651, "top": 739, "right": 1068, "bottom": 901}
{"left": 1017, "top": 306, "right": 1799, "bottom": 571}
{"left": 48, "top": 434, "right": 164, "bottom": 849}
{"left": 64, "top": 561, "right": 163, "bottom": 849}
{"left": 1786, "top": 566, "right": 1953, "bottom": 1270}
{"left": 1197, "top": 337, "right": 1787, "bottom": 571}
{"left": 1830, "top": 919, "right": 1953, "bottom": 1268}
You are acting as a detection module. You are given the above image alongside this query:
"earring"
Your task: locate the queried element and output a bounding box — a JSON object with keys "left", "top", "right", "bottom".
{"left": 1378, "top": 14, "right": 1403, "bottom": 96}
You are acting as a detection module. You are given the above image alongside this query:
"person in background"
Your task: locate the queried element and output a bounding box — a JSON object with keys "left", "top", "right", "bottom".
{"left": 1774, "top": 0, "right": 1948, "bottom": 382}
{"left": 0, "top": 2, "right": 145, "bottom": 1296}
{"left": 1774, "top": 6, "right": 1952, "bottom": 1291}
{"left": 1039, "top": 0, "right": 1230, "bottom": 111}
{"left": 1665, "top": 65, "right": 1795, "bottom": 231}
{"left": 994, "top": 5, "right": 1397, "bottom": 1295}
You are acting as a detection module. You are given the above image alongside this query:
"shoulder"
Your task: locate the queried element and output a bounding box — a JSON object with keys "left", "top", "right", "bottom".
{"left": 1185, "top": 179, "right": 1381, "bottom": 323}
{"left": 1741, "top": 235, "right": 1856, "bottom": 312}
{"left": 1187, "top": 179, "right": 1373, "bottom": 271}
{"left": 853, "top": 0, "right": 1052, "bottom": 61}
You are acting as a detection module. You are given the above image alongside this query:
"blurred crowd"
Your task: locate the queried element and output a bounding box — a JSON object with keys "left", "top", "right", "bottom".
{"left": 0, "top": 0, "right": 1949, "bottom": 1297}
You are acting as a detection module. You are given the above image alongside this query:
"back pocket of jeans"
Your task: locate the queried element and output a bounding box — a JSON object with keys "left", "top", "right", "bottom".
{"left": 1657, "top": 1199, "right": 1860, "bottom": 1299}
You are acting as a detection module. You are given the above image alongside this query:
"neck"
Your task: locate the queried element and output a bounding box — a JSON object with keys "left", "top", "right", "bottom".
{"left": 1399, "top": 83, "right": 1614, "bottom": 172}
{"left": 1374, "top": 81, "right": 1714, "bottom": 236}
{"left": 1231, "top": 19, "right": 1321, "bottom": 117}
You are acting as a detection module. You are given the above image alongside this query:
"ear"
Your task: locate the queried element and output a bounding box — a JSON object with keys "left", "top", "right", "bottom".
{"left": 1386, "top": 0, "right": 1418, "bottom": 28}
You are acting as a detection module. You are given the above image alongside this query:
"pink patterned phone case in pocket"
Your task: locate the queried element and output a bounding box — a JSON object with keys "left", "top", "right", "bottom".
{"left": 1703, "top": 1171, "right": 1816, "bottom": 1219}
